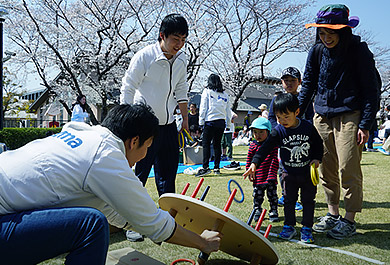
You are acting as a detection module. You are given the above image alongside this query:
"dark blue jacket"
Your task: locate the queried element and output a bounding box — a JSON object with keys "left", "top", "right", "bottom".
{"left": 298, "top": 35, "right": 379, "bottom": 130}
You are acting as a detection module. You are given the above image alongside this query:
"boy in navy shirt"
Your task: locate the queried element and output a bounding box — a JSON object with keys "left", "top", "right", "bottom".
{"left": 243, "top": 93, "right": 323, "bottom": 243}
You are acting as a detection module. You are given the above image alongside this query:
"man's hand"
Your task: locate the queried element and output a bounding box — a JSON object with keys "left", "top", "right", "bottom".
{"left": 178, "top": 102, "right": 189, "bottom": 133}
{"left": 357, "top": 128, "right": 369, "bottom": 145}
{"left": 181, "top": 117, "right": 189, "bottom": 133}
{"left": 243, "top": 163, "right": 257, "bottom": 181}
{"left": 199, "top": 230, "right": 223, "bottom": 254}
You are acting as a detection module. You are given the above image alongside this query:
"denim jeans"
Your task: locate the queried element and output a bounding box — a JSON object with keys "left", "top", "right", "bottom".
{"left": 0, "top": 207, "right": 109, "bottom": 265}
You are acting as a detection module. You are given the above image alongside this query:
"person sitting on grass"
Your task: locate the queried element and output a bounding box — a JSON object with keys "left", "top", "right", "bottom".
{"left": 188, "top": 124, "right": 203, "bottom": 147}
{"left": 0, "top": 104, "right": 222, "bottom": 265}
{"left": 243, "top": 93, "right": 323, "bottom": 243}
{"left": 244, "top": 117, "right": 279, "bottom": 223}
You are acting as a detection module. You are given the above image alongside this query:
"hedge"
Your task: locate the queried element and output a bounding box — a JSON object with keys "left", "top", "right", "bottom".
{"left": 0, "top": 127, "right": 62, "bottom": 150}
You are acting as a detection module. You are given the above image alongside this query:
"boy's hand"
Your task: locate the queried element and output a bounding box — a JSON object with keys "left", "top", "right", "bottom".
{"left": 310, "top": 159, "right": 320, "bottom": 168}
{"left": 243, "top": 163, "right": 256, "bottom": 181}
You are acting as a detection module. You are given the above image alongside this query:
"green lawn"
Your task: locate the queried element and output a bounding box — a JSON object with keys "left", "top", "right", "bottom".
{"left": 41, "top": 146, "right": 390, "bottom": 265}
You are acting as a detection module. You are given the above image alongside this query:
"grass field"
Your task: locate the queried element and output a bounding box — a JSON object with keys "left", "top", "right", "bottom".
{"left": 41, "top": 146, "right": 390, "bottom": 265}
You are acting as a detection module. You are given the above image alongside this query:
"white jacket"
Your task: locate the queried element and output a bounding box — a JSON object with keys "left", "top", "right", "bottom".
{"left": 199, "top": 88, "right": 231, "bottom": 128}
{"left": 120, "top": 42, "right": 189, "bottom": 125}
{"left": 71, "top": 104, "right": 89, "bottom": 122}
{"left": 0, "top": 122, "right": 175, "bottom": 243}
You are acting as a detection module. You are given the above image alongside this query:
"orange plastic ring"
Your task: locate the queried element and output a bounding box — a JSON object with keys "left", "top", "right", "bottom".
{"left": 170, "top": 258, "right": 196, "bottom": 265}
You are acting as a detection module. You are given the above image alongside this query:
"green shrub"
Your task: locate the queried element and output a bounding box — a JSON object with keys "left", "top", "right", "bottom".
{"left": 0, "top": 127, "right": 62, "bottom": 150}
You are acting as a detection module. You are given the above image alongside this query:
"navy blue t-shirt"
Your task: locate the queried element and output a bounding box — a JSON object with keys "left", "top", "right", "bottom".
{"left": 252, "top": 119, "right": 323, "bottom": 176}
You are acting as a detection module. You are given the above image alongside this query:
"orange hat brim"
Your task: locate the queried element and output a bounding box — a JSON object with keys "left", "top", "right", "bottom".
{"left": 305, "top": 23, "right": 352, "bottom": 30}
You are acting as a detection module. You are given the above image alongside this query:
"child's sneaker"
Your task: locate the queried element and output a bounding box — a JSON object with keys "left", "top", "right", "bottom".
{"left": 295, "top": 202, "right": 303, "bottom": 211}
{"left": 269, "top": 212, "right": 279, "bottom": 222}
{"left": 300, "top": 227, "right": 314, "bottom": 243}
{"left": 313, "top": 212, "right": 340, "bottom": 233}
{"left": 277, "top": 225, "right": 297, "bottom": 240}
{"left": 327, "top": 218, "right": 357, "bottom": 240}
{"left": 213, "top": 169, "right": 221, "bottom": 175}
{"left": 195, "top": 168, "right": 211, "bottom": 177}
{"left": 277, "top": 196, "right": 284, "bottom": 206}
{"left": 253, "top": 208, "right": 262, "bottom": 222}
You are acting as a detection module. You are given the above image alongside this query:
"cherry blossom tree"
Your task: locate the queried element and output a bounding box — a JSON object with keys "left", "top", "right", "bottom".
{"left": 204, "top": 0, "right": 315, "bottom": 110}
{"left": 4, "top": 0, "right": 164, "bottom": 123}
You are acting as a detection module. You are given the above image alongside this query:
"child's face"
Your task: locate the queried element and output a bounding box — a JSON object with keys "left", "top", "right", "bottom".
{"left": 319, "top": 28, "right": 340, "bottom": 49}
{"left": 276, "top": 109, "right": 300, "bottom": 128}
{"left": 191, "top": 130, "right": 201, "bottom": 137}
{"left": 281, "top": 76, "right": 301, "bottom": 94}
{"left": 252, "top": 128, "right": 268, "bottom": 142}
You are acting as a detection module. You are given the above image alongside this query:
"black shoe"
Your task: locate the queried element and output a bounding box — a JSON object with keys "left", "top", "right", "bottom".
{"left": 223, "top": 161, "right": 241, "bottom": 170}
{"left": 269, "top": 212, "right": 279, "bottom": 222}
{"left": 253, "top": 208, "right": 262, "bottom": 222}
{"left": 195, "top": 168, "right": 211, "bottom": 177}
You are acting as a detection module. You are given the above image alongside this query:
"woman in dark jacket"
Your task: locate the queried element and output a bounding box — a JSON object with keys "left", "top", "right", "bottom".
{"left": 298, "top": 4, "right": 380, "bottom": 240}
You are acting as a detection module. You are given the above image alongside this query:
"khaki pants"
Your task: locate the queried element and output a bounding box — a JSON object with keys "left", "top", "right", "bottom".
{"left": 314, "top": 111, "right": 363, "bottom": 212}
{"left": 383, "top": 137, "right": 390, "bottom": 151}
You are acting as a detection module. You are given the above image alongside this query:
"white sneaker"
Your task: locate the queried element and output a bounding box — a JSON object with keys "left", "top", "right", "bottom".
{"left": 126, "top": 230, "right": 144, "bottom": 242}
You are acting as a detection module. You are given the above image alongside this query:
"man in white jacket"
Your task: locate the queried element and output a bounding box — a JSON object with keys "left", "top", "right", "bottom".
{"left": 0, "top": 104, "right": 221, "bottom": 265}
{"left": 120, "top": 14, "right": 189, "bottom": 197}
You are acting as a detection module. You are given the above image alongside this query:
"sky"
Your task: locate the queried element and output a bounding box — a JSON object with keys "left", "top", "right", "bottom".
{"left": 270, "top": 0, "right": 390, "bottom": 76}
{"left": 7, "top": 1, "right": 390, "bottom": 91}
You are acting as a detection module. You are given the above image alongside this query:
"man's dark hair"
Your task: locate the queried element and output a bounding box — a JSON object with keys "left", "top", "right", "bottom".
{"left": 158, "top": 14, "right": 188, "bottom": 41}
{"left": 273, "top": 93, "right": 299, "bottom": 114}
{"left": 101, "top": 104, "right": 159, "bottom": 146}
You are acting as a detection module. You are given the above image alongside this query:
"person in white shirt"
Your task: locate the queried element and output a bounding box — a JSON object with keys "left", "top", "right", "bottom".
{"left": 120, "top": 14, "right": 189, "bottom": 241}
{"left": 71, "top": 94, "right": 89, "bottom": 123}
{"left": 196, "top": 74, "right": 232, "bottom": 177}
{"left": 0, "top": 104, "right": 222, "bottom": 265}
{"left": 120, "top": 14, "right": 188, "bottom": 196}
{"left": 258, "top": 104, "right": 269, "bottom": 119}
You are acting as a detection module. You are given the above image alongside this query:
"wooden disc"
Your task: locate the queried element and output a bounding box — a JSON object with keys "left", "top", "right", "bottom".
{"left": 159, "top": 194, "right": 279, "bottom": 265}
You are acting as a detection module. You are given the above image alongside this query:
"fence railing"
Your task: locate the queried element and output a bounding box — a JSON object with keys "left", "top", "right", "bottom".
{"left": 4, "top": 119, "right": 69, "bottom": 128}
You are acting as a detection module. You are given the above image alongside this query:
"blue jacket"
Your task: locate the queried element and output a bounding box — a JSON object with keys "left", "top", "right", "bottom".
{"left": 298, "top": 35, "right": 379, "bottom": 130}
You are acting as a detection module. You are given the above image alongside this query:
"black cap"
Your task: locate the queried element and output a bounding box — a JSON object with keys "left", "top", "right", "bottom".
{"left": 281, "top": 67, "right": 301, "bottom": 80}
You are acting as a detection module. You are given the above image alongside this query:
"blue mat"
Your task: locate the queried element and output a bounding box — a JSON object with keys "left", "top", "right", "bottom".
{"left": 148, "top": 161, "right": 244, "bottom": 178}
{"left": 377, "top": 147, "right": 390, "bottom": 155}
